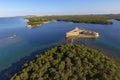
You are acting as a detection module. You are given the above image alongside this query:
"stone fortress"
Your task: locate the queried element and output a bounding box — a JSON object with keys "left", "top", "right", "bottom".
{"left": 66, "top": 27, "right": 99, "bottom": 38}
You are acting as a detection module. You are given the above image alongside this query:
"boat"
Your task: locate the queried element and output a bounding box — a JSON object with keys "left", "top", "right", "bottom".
{"left": 8, "top": 35, "right": 17, "bottom": 39}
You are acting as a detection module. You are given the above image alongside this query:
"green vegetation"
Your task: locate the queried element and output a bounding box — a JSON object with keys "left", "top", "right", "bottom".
{"left": 54, "top": 16, "right": 112, "bottom": 24}
{"left": 10, "top": 44, "right": 120, "bottom": 80}
{"left": 26, "top": 17, "right": 52, "bottom": 27}
{"left": 115, "top": 18, "right": 120, "bottom": 21}
{"left": 107, "top": 15, "right": 120, "bottom": 21}
{"left": 25, "top": 14, "right": 120, "bottom": 28}
{"left": 25, "top": 16, "right": 113, "bottom": 28}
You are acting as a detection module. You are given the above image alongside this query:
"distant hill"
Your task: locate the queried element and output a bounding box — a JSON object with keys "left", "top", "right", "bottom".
{"left": 1, "top": 14, "right": 120, "bottom": 18}
{"left": 24, "top": 14, "right": 120, "bottom": 17}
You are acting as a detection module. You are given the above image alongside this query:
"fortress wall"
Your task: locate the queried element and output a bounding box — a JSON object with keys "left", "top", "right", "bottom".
{"left": 66, "top": 32, "right": 79, "bottom": 37}
{"left": 65, "top": 27, "right": 99, "bottom": 38}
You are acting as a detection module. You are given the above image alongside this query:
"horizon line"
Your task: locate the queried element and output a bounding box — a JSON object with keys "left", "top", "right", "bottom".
{"left": 0, "top": 13, "right": 120, "bottom": 18}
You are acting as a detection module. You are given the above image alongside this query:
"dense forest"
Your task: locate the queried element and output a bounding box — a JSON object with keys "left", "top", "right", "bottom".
{"left": 53, "top": 16, "right": 112, "bottom": 24}
{"left": 10, "top": 44, "right": 120, "bottom": 80}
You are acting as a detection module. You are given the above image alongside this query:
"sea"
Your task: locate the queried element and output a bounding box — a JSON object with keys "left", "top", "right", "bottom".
{"left": 0, "top": 17, "right": 120, "bottom": 79}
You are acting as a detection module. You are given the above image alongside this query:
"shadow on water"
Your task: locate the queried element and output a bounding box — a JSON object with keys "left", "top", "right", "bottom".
{"left": 0, "top": 38, "right": 66, "bottom": 80}
{"left": 0, "top": 47, "right": 51, "bottom": 80}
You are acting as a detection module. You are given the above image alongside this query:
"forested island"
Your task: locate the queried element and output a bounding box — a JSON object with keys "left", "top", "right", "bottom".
{"left": 10, "top": 44, "right": 120, "bottom": 80}
{"left": 25, "top": 16, "right": 113, "bottom": 28}
{"left": 25, "top": 14, "right": 120, "bottom": 28}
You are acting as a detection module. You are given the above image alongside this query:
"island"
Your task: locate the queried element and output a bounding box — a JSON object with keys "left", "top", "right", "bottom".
{"left": 25, "top": 16, "right": 113, "bottom": 28}
{"left": 10, "top": 44, "right": 120, "bottom": 80}
{"left": 66, "top": 27, "right": 99, "bottom": 39}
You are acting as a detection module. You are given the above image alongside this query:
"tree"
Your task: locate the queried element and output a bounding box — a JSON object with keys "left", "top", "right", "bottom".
{"left": 10, "top": 44, "right": 120, "bottom": 80}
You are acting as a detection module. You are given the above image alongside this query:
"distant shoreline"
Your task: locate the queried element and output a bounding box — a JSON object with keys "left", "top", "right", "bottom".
{"left": 25, "top": 16, "right": 116, "bottom": 28}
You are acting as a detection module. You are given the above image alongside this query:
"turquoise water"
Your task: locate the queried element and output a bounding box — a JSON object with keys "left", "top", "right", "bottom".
{"left": 0, "top": 18, "right": 120, "bottom": 78}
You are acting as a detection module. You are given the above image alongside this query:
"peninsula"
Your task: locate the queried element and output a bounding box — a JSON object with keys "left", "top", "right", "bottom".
{"left": 10, "top": 44, "right": 120, "bottom": 80}
{"left": 25, "top": 17, "right": 52, "bottom": 28}
{"left": 66, "top": 27, "right": 99, "bottom": 39}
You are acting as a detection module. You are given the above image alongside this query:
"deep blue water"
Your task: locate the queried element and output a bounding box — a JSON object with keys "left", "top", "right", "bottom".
{"left": 0, "top": 17, "right": 120, "bottom": 77}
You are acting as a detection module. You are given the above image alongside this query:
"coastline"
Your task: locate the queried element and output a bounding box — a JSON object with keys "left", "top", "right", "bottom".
{"left": 78, "top": 41, "right": 120, "bottom": 64}
{"left": 1, "top": 43, "right": 120, "bottom": 80}
{"left": 26, "top": 21, "right": 50, "bottom": 28}
{"left": 0, "top": 17, "right": 119, "bottom": 79}
{"left": 25, "top": 18, "right": 51, "bottom": 28}
{"left": 11, "top": 43, "right": 119, "bottom": 80}
{"left": 0, "top": 48, "right": 49, "bottom": 80}
{"left": 25, "top": 16, "right": 114, "bottom": 29}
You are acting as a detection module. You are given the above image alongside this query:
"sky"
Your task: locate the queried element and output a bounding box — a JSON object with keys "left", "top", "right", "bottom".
{"left": 0, "top": 0, "right": 120, "bottom": 17}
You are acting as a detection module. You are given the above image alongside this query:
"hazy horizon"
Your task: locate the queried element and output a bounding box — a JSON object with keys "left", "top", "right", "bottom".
{"left": 1, "top": 0, "right": 120, "bottom": 17}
